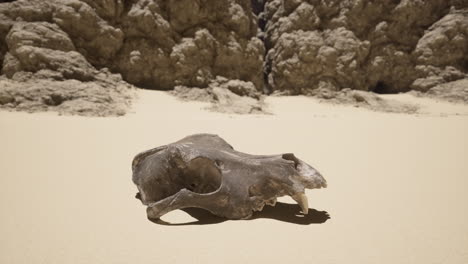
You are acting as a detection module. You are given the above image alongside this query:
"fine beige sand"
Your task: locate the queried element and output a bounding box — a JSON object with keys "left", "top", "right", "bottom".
{"left": 1, "top": 91, "right": 468, "bottom": 263}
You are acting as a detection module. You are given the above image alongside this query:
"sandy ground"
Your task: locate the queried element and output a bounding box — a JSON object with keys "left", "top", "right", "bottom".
{"left": 1, "top": 90, "right": 468, "bottom": 263}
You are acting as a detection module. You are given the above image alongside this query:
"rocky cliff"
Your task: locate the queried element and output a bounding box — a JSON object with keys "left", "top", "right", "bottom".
{"left": 0, "top": 0, "right": 467, "bottom": 115}
{"left": 261, "top": 0, "right": 468, "bottom": 95}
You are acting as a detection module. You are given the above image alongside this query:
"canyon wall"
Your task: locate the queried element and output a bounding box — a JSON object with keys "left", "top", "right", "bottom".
{"left": 261, "top": 0, "right": 468, "bottom": 94}
{"left": 0, "top": 0, "right": 264, "bottom": 89}
{"left": 0, "top": 0, "right": 467, "bottom": 114}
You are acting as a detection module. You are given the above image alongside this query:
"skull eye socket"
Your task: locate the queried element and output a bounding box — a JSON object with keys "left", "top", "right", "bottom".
{"left": 181, "top": 157, "right": 223, "bottom": 194}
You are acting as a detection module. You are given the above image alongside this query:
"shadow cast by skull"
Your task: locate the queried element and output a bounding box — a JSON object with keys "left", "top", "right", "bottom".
{"left": 150, "top": 202, "right": 330, "bottom": 226}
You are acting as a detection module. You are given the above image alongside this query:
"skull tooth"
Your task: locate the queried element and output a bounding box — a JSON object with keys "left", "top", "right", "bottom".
{"left": 292, "top": 192, "right": 309, "bottom": 215}
{"left": 254, "top": 201, "right": 265, "bottom": 211}
{"left": 266, "top": 198, "right": 277, "bottom": 206}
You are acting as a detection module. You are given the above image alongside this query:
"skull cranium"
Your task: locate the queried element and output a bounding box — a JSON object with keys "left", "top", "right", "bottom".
{"left": 132, "top": 134, "right": 327, "bottom": 220}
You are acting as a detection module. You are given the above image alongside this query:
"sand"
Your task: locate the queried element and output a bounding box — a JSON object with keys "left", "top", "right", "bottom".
{"left": 1, "top": 90, "right": 468, "bottom": 263}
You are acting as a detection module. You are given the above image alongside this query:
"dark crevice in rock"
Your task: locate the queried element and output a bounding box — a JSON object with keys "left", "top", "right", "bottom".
{"left": 251, "top": 0, "right": 270, "bottom": 94}
{"left": 250, "top": 0, "right": 264, "bottom": 15}
{"left": 462, "top": 60, "right": 468, "bottom": 72}
{"left": 371, "top": 81, "right": 410, "bottom": 94}
{"left": 263, "top": 56, "right": 272, "bottom": 94}
{"left": 251, "top": 0, "right": 267, "bottom": 31}
{"left": 372, "top": 81, "right": 393, "bottom": 94}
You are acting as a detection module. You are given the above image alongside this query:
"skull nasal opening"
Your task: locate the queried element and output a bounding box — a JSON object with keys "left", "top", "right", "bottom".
{"left": 179, "top": 157, "right": 223, "bottom": 194}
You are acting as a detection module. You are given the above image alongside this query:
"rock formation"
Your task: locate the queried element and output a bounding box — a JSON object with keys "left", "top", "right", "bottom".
{"left": 172, "top": 77, "right": 266, "bottom": 114}
{"left": 0, "top": 0, "right": 467, "bottom": 115}
{"left": 262, "top": 0, "right": 468, "bottom": 95}
{"left": 0, "top": 69, "right": 133, "bottom": 116}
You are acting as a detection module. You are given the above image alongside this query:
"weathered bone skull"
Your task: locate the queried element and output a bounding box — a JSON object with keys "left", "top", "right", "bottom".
{"left": 132, "top": 134, "right": 327, "bottom": 220}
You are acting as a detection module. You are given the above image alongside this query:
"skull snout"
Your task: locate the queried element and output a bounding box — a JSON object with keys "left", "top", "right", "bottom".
{"left": 282, "top": 153, "right": 327, "bottom": 189}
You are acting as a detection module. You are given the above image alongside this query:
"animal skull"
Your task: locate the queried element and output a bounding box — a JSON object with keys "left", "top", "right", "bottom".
{"left": 132, "top": 134, "right": 327, "bottom": 220}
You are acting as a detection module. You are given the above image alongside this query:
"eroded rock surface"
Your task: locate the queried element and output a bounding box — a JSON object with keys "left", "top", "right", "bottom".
{"left": 0, "top": 0, "right": 467, "bottom": 116}
{"left": 114, "top": 0, "right": 264, "bottom": 90}
{"left": 424, "top": 79, "right": 468, "bottom": 103}
{"left": 0, "top": 70, "right": 133, "bottom": 116}
{"left": 172, "top": 77, "right": 266, "bottom": 114}
{"left": 0, "top": 0, "right": 266, "bottom": 115}
{"left": 262, "top": 0, "right": 468, "bottom": 95}
{"left": 305, "top": 88, "right": 419, "bottom": 113}
{"left": 4, "top": 21, "right": 97, "bottom": 81}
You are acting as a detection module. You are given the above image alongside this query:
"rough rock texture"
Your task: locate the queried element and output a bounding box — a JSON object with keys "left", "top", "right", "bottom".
{"left": 4, "top": 21, "right": 97, "bottom": 81}
{"left": 0, "top": 3, "right": 134, "bottom": 116}
{"left": 114, "top": 0, "right": 264, "bottom": 90}
{"left": 0, "top": 70, "right": 133, "bottom": 116}
{"left": 0, "top": 0, "right": 264, "bottom": 90}
{"left": 262, "top": 0, "right": 468, "bottom": 95}
{"left": 267, "top": 28, "right": 370, "bottom": 94}
{"left": 305, "top": 88, "right": 419, "bottom": 113}
{"left": 0, "top": 0, "right": 264, "bottom": 115}
{"left": 172, "top": 77, "right": 266, "bottom": 114}
{"left": 424, "top": 79, "right": 468, "bottom": 103}
{"left": 412, "top": 9, "right": 468, "bottom": 92}
{"left": 1, "top": 0, "right": 467, "bottom": 116}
